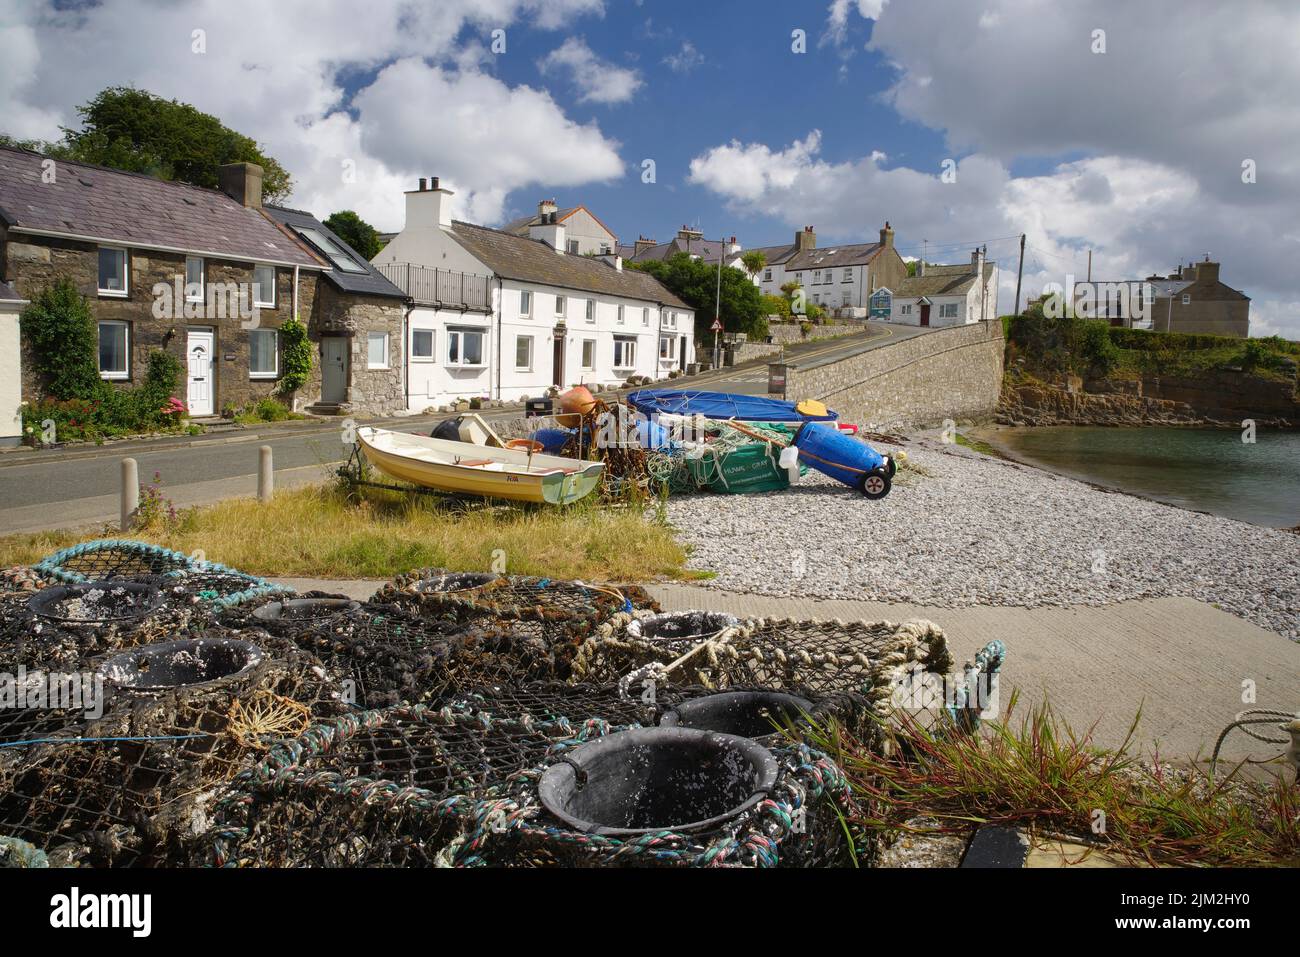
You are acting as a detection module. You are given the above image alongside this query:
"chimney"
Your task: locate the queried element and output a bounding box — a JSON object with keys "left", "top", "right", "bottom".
{"left": 218, "top": 162, "right": 263, "bottom": 209}
{"left": 879, "top": 221, "right": 894, "bottom": 249}
{"left": 404, "top": 176, "right": 454, "bottom": 230}
{"left": 537, "top": 198, "right": 558, "bottom": 219}
{"left": 633, "top": 235, "right": 658, "bottom": 256}
{"left": 529, "top": 212, "right": 567, "bottom": 252}
{"left": 600, "top": 253, "right": 623, "bottom": 271}
{"left": 796, "top": 225, "right": 816, "bottom": 251}
{"left": 1195, "top": 258, "right": 1220, "bottom": 284}
{"left": 971, "top": 247, "right": 982, "bottom": 274}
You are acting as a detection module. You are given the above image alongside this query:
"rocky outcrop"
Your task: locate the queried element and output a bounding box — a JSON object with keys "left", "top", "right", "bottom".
{"left": 997, "top": 380, "right": 1208, "bottom": 427}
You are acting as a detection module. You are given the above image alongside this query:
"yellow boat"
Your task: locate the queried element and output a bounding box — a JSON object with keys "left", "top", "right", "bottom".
{"left": 357, "top": 427, "right": 603, "bottom": 505}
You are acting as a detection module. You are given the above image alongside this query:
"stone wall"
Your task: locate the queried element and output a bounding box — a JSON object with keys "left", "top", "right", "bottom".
{"left": 4, "top": 231, "right": 316, "bottom": 413}
{"left": 782, "top": 321, "right": 1004, "bottom": 430}
{"left": 734, "top": 319, "right": 871, "bottom": 363}
{"left": 305, "top": 284, "right": 406, "bottom": 414}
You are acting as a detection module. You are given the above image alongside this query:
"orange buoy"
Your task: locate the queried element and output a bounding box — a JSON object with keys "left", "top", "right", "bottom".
{"left": 559, "top": 385, "right": 597, "bottom": 415}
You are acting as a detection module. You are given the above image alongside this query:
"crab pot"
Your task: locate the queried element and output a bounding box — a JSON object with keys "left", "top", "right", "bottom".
{"left": 539, "top": 727, "right": 777, "bottom": 836}
{"left": 203, "top": 695, "right": 640, "bottom": 867}
{"left": 27, "top": 581, "right": 164, "bottom": 629}
{"left": 414, "top": 572, "right": 500, "bottom": 595}
{"left": 660, "top": 690, "right": 813, "bottom": 739}
{"left": 251, "top": 598, "right": 360, "bottom": 633}
{"left": 98, "top": 638, "right": 264, "bottom": 693}
{"left": 626, "top": 610, "right": 738, "bottom": 642}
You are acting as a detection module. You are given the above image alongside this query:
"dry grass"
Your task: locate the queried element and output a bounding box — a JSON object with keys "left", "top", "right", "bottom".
{"left": 0, "top": 482, "right": 692, "bottom": 582}
{"left": 809, "top": 694, "right": 1300, "bottom": 868}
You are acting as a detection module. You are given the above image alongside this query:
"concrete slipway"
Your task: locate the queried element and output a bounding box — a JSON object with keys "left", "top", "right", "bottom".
{"left": 273, "top": 576, "right": 1299, "bottom": 767}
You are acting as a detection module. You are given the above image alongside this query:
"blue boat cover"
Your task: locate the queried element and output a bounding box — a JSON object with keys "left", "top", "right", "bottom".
{"left": 626, "top": 389, "right": 837, "bottom": 423}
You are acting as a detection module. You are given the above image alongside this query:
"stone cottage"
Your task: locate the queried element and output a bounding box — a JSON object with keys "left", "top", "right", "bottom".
{"left": 0, "top": 145, "right": 409, "bottom": 418}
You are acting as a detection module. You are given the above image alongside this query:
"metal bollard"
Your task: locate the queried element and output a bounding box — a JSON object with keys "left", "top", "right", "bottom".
{"left": 120, "top": 457, "right": 139, "bottom": 531}
{"left": 258, "top": 445, "right": 274, "bottom": 503}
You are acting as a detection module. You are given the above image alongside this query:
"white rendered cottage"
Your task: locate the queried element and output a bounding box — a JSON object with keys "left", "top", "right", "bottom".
{"left": 373, "top": 179, "right": 695, "bottom": 413}
{"left": 887, "top": 250, "right": 999, "bottom": 327}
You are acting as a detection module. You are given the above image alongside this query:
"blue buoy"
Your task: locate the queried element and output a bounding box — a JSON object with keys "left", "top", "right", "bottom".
{"left": 792, "top": 423, "right": 894, "bottom": 498}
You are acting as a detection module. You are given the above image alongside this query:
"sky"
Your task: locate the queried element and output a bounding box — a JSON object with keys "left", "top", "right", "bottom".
{"left": 3, "top": 0, "right": 1299, "bottom": 337}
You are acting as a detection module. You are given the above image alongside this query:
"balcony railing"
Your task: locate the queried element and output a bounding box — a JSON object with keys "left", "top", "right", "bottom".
{"left": 376, "top": 262, "right": 492, "bottom": 312}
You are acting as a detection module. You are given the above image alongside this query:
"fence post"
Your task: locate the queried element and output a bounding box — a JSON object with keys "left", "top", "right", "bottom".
{"left": 258, "top": 445, "right": 274, "bottom": 503}
{"left": 120, "top": 457, "right": 139, "bottom": 532}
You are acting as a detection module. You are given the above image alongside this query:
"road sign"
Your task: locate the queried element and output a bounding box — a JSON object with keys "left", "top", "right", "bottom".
{"left": 710, "top": 319, "right": 723, "bottom": 331}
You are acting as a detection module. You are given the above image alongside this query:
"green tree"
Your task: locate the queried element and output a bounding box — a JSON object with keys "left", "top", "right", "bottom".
{"left": 740, "top": 249, "right": 766, "bottom": 281}
{"left": 56, "top": 87, "right": 293, "bottom": 202}
{"left": 628, "top": 253, "right": 767, "bottom": 341}
{"left": 20, "top": 278, "right": 102, "bottom": 400}
{"left": 324, "top": 210, "right": 382, "bottom": 260}
{"left": 278, "top": 316, "right": 313, "bottom": 395}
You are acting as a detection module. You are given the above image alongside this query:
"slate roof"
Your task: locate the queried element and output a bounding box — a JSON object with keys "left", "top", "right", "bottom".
{"left": 894, "top": 262, "right": 996, "bottom": 299}
{"left": 501, "top": 204, "right": 617, "bottom": 241}
{"left": 265, "top": 205, "right": 406, "bottom": 300}
{"left": 748, "top": 243, "right": 800, "bottom": 267}
{"left": 448, "top": 221, "right": 691, "bottom": 309}
{"left": 785, "top": 241, "right": 882, "bottom": 271}
{"left": 0, "top": 145, "right": 323, "bottom": 268}
{"left": 0, "top": 280, "right": 25, "bottom": 302}
{"left": 626, "top": 236, "right": 743, "bottom": 265}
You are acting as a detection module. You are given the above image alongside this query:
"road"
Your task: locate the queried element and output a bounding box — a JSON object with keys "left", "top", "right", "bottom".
{"left": 0, "top": 322, "right": 934, "bottom": 534}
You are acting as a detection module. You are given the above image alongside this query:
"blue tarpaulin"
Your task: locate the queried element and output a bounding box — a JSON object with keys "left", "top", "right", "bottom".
{"left": 625, "top": 389, "right": 837, "bottom": 423}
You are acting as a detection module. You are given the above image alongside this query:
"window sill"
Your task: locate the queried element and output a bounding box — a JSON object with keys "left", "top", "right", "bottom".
{"left": 410, "top": 356, "right": 435, "bottom": 363}
{"left": 253, "top": 301, "right": 275, "bottom": 310}
{"left": 448, "top": 364, "right": 488, "bottom": 370}
{"left": 367, "top": 365, "right": 390, "bottom": 371}
{"left": 99, "top": 372, "right": 129, "bottom": 381}
{"left": 98, "top": 290, "right": 128, "bottom": 299}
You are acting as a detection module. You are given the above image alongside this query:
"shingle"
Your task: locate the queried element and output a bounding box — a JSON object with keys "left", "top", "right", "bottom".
{"left": 264, "top": 205, "right": 407, "bottom": 300}
{"left": 0, "top": 146, "right": 322, "bottom": 268}
{"left": 784, "top": 242, "right": 882, "bottom": 271}
{"left": 448, "top": 221, "right": 691, "bottom": 309}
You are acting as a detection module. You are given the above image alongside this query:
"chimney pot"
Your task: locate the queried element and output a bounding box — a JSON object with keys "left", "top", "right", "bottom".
{"left": 430, "top": 176, "right": 440, "bottom": 190}
{"left": 418, "top": 178, "right": 428, "bottom": 191}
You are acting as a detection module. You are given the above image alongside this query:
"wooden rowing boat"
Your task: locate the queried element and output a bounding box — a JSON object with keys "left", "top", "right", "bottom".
{"left": 357, "top": 427, "right": 603, "bottom": 504}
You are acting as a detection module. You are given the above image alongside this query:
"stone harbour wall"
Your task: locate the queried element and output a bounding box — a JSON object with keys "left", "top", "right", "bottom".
{"left": 734, "top": 319, "right": 871, "bottom": 363}
{"left": 783, "top": 321, "right": 1004, "bottom": 430}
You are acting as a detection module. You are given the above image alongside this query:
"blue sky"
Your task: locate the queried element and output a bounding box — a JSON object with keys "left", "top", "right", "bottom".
{"left": 5, "top": 0, "right": 1300, "bottom": 336}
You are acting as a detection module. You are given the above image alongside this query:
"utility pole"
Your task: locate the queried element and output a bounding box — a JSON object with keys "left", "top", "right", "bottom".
{"left": 713, "top": 233, "right": 724, "bottom": 369}
{"left": 1087, "top": 249, "right": 1092, "bottom": 283}
{"left": 1014, "top": 233, "right": 1026, "bottom": 314}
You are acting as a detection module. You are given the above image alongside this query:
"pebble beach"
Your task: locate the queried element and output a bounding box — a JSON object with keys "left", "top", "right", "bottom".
{"left": 665, "top": 439, "right": 1300, "bottom": 642}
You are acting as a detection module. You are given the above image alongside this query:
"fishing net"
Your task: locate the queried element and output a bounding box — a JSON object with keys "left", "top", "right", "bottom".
{"left": 204, "top": 682, "right": 865, "bottom": 868}
{"left": 0, "top": 627, "right": 346, "bottom": 867}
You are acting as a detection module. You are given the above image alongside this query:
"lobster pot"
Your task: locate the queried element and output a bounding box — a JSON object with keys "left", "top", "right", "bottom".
{"left": 0, "top": 631, "right": 344, "bottom": 867}
{"left": 451, "top": 730, "right": 865, "bottom": 869}
{"left": 204, "top": 689, "right": 646, "bottom": 868}
{"left": 372, "top": 570, "right": 659, "bottom": 645}
{"left": 574, "top": 615, "right": 954, "bottom": 735}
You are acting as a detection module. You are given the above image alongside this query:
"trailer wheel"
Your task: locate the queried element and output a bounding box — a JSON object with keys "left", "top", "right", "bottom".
{"left": 859, "top": 469, "right": 891, "bottom": 499}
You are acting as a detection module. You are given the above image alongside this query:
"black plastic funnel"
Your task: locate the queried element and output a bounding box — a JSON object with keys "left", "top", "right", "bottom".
{"left": 97, "top": 638, "right": 263, "bottom": 691}
{"left": 626, "top": 610, "right": 739, "bottom": 642}
{"left": 252, "top": 598, "right": 360, "bottom": 628}
{"left": 538, "top": 726, "right": 778, "bottom": 836}
{"left": 413, "top": 572, "right": 499, "bottom": 595}
{"left": 660, "top": 690, "right": 814, "bottom": 739}
{"left": 27, "top": 581, "right": 163, "bottom": 626}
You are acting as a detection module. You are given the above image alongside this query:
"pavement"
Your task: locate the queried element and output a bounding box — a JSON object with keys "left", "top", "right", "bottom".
{"left": 271, "top": 576, "right": 1300, "bottom": 767}
{"left": 0, "top": 324, "right": 900, "bottom": 534}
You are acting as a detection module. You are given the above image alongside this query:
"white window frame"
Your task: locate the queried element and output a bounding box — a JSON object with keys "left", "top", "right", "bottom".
{"left": 901, "top": 304, "right": 912, "bottom": 316}
{"left": 555, "top": 294, "right": 566, "bottom": 317}
{"left": 97, "top": 246, "right": 129, "bottom": 298}
{"left": 763, "top": 269, "right": 772, "bottom": 281}
{"left": 585, "top": 299, "right": 596, "bottom": 323}
{"left": 98, "top": 320, "right": 130, "bottom": 379}
{"left": 581, "top": 338, "right": 596, "bottom": 370}
{"left": 515, "top": 335, "right": 533, "bottom": 371}
{"left": 613, "top": 336, "right": 637, "bottom": 370}
{"left": 367, "top": 331, "right": 389, "bottom": 369}
{"left": 1181, "top": 294, "right": 1191, "bottom": 305}
{"left": 520, "top": 290, "right": 532, "bottom": 318}
{"left": 185, "top": 256, "right": 205, "bottom": 303}
{"left": 659, "top": 335, "right": 678, "bottom": 361}
{"left": 842, "top": 269, "right": 853, "bottom": 283}
{"left": 663, "top": 311, "right": 677, "bottom": 330}
{"left": 448, "top": 327, "right": 487, "bottom": 368}
{"left": 411, "top": 328, "right": 435, "bottom": 362}
{"left": 938, "top": 303, "right": 959, "bottom": 319}
{"left": 842, "top": 292, "right": 851, "bottom": 307}
{"left": 253, "top": 264, "right": 276, "bottom": 308}
{"left": 642, "top": 307, "right": 649, "bottom": 327}
{"left": 249, "top": 328, "right": 279, "bottom": 379}
{"left": 617, "top": 304, "right": 625, "bottom": 325}
{"left": 566, "top": 239, "right": 580, "bottom": 254}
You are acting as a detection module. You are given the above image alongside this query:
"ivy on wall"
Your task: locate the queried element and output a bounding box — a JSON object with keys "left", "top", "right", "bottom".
{"left": 278, "top": 315, "right": 313, "bottom": 395}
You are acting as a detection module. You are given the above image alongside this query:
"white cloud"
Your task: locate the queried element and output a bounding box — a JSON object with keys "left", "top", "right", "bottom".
{"left": 0, "top": 0, "right": 620, "bottom": 230}
{"left": 538, "top": 36, "right": 642, "bottom": 104}
{"left": 824, "top": 0, "right": 889, "bottom": 46}
{"left": 662, "top": 40, "right": 704, "bottom": 74}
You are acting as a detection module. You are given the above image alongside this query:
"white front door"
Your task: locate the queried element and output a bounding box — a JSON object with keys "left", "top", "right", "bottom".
{"left": 186, "top": 327, "right": 215, "bottom": 416}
